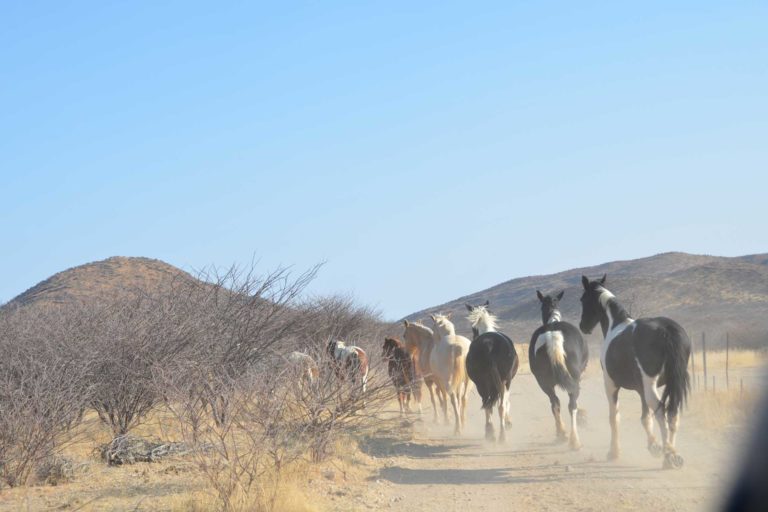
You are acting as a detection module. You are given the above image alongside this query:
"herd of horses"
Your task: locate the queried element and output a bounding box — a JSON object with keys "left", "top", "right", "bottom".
{"left": 289, "top": 275, "right": 692, "bottom": 470}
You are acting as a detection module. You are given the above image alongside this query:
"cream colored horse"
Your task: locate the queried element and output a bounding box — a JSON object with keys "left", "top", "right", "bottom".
{"left": 429, "top": 313, "right": 471, "bottom": 434}
{"left": 403, "top": 320, "right": 445, "bottom": 421}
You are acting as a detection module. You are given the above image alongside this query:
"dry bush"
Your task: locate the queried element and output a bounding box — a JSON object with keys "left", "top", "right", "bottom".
{"left": 0, "top": 306, "right": 93, "bottom": 488}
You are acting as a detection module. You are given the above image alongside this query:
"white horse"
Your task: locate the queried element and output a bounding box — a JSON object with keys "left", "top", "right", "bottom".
{"left": 286, "top": 351, "right": 319, "bottom": 388}
{"left": 429, "top": 313, "right": 471, "bottom": 434}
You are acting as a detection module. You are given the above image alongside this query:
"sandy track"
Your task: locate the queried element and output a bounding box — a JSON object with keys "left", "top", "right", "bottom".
{"left": 350, "top": 370, "right": 743, "bottom": 512}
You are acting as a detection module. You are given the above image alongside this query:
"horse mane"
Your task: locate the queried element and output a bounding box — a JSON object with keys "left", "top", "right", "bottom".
{"left": 466, "top": 306, "right": 498, "bottom": 332}
{"left": 406, "top": 321, "right": 434, "bottom": 338}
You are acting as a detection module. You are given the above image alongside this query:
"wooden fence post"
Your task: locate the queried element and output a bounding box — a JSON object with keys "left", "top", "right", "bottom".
{"left": 691, "top": 341, "right": 697, "bottom": 392}
{"left": 702, "top": 332, "right": 708, "bottom": 393}
{"left": 726, "top": 332, "right": 730, "bottom": 390}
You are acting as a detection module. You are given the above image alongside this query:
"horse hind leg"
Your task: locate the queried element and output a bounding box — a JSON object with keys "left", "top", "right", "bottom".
{"left": 604, "top": 377, "right": 621, "bottom": 460}
{"left": 497, "top": 387, "right": 508, "bottom": 443}
{"left": 460, "top": 375, "right": 469, "bottom": 429}
{"left": 484, "top": 407, "right": 495, "bottom": 442}
{"left": 640, "top": 371, "right": 681, "bottom": 469}
{"left": 641, "top": 398, "right": 662, "bottom": 457}
{"left": 546, "top": 388, "right": 567, "bottom": 441}
{"left": 449, "top": 392, "right": 462, "bottom": 435}
{"left": 567, "top": 390, "right": 582, "bottom": 450}
{"left": 665, "top": 413, "right": 683, "bottom": 468}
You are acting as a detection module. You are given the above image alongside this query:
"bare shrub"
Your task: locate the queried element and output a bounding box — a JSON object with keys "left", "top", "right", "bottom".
{"left": 0, "top": 306, "right": 93, "bottom": 488}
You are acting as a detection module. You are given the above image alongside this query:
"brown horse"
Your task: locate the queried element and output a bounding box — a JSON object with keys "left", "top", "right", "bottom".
{"left": 382, "top": 337, "right": 419, "bottom": 415}
{"left": 403, "top": 320, "right": 446, "bottom": 421}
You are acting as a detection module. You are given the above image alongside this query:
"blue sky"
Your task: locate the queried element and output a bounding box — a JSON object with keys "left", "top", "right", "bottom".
{"left": 1, "top": 1, "right": 765, "bottom": 319}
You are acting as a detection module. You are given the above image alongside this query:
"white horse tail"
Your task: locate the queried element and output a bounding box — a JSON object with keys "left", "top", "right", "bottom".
{"left": 546, "top": 331, "right": 577, "bottom": 393}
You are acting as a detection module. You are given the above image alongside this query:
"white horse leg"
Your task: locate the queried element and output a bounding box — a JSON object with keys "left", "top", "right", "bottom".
{"left": 641, "top": 399, "right": 662, "bottom": 456}
{"left": 641, "top": 373, "right": 668, "bottom": 449}
{"left": 484, "top": 407, "right": 495, "bottom": 442}
{"left": 425, "top": 382, "right": 437, "bottom": 421}
{"left": 604, "top": 376, "right": 621, "bottom": 460}
{"left": 439, "top": 384, "right": 450, "bottom": 425}
{"left": 450, "top": 392, "right": 462, "bottom": 435}
{"left": 460, "top": 376, "right": 469, "bottom": 429}
{"left": 568, "top": 392, "right": 581, "bottom": 450}
{"left": 497, "top": 388, "right": 507, "bottom": 443}
{"left": 503, "top": 394, "right": 512, "bottom": 429}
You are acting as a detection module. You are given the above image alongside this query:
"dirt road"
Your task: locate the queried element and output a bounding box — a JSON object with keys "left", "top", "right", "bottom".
{"left": 347, "top": 368, "right": 747, "bottom": 512}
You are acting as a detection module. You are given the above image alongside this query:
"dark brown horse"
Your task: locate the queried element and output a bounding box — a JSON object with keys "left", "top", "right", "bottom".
{"left": 382, "top": 337, "right": 419, "bottom": 415}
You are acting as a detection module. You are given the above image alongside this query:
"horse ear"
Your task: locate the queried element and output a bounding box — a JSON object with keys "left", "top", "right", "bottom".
{"left": 536, "top": 290, "right": 544, "bottom": 302}
{"left": 600, "top": 274, "right": 607, "bottom": 285}
{"left": 446, "top": 312, "right": 453, "bottom": 319}
{"left": 465, "top": 303, "right": 473, "bottom": 312}
{"left": 430, "top": 314, "right": 436, "bottom": 322}
{"left": 483, "top": 300, "right": 489, "bottom": 307}
{"left": 581, "top": 275, "right": 589, "bottom": 289}
{"left": 403, "top": 319, "right": 409, "bottom": 327}
{"left": 556, "top": 290, "right": 564, "bottom": 300}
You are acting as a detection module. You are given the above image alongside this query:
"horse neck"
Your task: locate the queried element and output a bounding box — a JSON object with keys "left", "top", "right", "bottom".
{"left": 546, "top": 309, "right": 562, "bottom": 325}
{"left": 600, "top": 298, "right": 631, "bottom": 337}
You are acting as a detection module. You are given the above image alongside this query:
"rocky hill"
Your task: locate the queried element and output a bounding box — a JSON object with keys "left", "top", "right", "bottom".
{"left": 3, "top": 256, "right": 195, "bottom": 309}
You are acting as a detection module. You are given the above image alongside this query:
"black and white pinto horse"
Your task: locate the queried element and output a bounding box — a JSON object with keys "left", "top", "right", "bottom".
{"left": 579, "top": 275, "right": 691, "bottom": 469}
{"left": 465, "top": 301, "right": 519, "bottom": 443}
{"left": 529, "top": 290, "right": 588, "bottom": 449}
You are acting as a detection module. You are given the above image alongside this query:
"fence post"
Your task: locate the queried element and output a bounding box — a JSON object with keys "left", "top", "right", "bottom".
{"left": 702, "top": 332, "right": 708, "bottom": 393}
{"left": 726, "top": 332, "right": 730, "bottom": 390}
{"left": 691, "top": 341, "right": 697, "bottom": 391}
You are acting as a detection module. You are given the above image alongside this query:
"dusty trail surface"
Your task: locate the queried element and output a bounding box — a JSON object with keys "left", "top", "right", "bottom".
{"left": 349, "top": 370, "right": 744, "bottom": 512}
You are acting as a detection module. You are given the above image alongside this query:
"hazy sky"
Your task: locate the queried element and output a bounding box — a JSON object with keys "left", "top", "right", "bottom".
{"left": 1, "top": 2, "right": 765, "bottom": 319}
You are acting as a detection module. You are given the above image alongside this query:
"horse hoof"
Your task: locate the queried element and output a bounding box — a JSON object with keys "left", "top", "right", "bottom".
{"left": 498, "top": 433, "right": 507, "bottom": 444}
{"left": 556, "top": 433, "right": 568, "bottom": 444}
{"left": 569, "top": 439, "right": 582, "bottom": 451}
{"left": 607, "top": 450, "right": 620, "bottom": 461}
{"left": 663, "top": 452, "right": 684, "bottom": 469}
{"left": 648, "top": 443, "right": 663, "bottom": 458}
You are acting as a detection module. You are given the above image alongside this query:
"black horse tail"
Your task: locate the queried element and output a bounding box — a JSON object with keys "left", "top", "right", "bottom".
{"left": 659, "top": 325, "right": 691, "bottom": 416}
{"left": 482, "top": 360, "right": 505, "bottom": 410}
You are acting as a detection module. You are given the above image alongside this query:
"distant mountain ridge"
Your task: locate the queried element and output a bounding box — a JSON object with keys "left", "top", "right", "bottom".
{"left": 405, "top": 252, "right": 768, "bottom": 348}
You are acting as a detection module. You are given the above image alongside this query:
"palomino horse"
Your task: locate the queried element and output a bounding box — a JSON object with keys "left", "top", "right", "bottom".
{"left": 402, "top": 320, "right": 445, "bottom": 420}
{"left": 326, "top": 340, "right": 369, "bottom": 397}
{"left": 286, "top": 351, "right": 319, "bottom": 388}
{"left": 429, "top": 313, "right": 471, "bottom": 435}
{"left": 530, "top": 291, "right": 588, "bottom": 449}
{"left": 579, "top": 275, "right": 691, "bottom": 469}
{"left": 465, "top": 301, "right": 518, "bottom": 443}
{"left": 382, "top": 337, "right": 419, "bottom": 415}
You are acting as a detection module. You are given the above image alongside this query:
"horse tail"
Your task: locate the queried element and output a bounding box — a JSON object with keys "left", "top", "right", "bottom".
{"left": 659, "top": 325, "right": 691, "bottom": 416}
{"left": 482, "top": 359, "right": 505, "bottom": 410}
{"left": 547, "top": 332, "right": 577, "bottom": 393}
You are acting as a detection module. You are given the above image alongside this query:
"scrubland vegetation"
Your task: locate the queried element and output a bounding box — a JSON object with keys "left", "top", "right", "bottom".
{"left": 0, "top": 264, "right": 400, "bottom": 511}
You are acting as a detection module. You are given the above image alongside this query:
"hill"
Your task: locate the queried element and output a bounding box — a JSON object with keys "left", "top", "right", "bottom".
{"left": 404, "top": 252, "right": 768, "bottom": 348}
{"left": 3, "top": 256, "right": 195, "bottom": 309}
